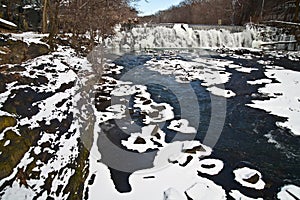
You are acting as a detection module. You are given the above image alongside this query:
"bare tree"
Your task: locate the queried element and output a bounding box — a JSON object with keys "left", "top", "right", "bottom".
{"left": 294, "top": 0, "right": 300, "bottom": 22}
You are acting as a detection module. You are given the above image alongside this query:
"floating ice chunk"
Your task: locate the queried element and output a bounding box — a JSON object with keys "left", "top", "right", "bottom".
{"left": 235, "top": 67, "right": 258, "bottom": 73}
{"left": 277, "top": 184, "right": 300, "bottom": 200}
{"left": 111, "top": 84, "right": 146, "bottom": 97}
{"left": 95, "top": 110, "right": 125, "bottom": 124}
{"left": 207, "top": 86, "right": 236, "bottom": 98}
{"left": 197, "top": 159, "right": 224, "bottom": 175}
{"left": 233, "top": 167, "right": 265, "bottom": 190}
{"left": 154, "top": 141, "right": 212, "bottom": 168}
{"left": 185, "top": 179, "right": 227, "bottom": 200}
{"left": 106, "top": 104, "right": 126, "bottom": 113}
{"left": 257, "top": 60, "right": 273, "bottom": 65}
{"left": 121, "top": 125, "right": 166, "bottom": 153}
{"left": 167, "top": 119, "right": 196, "bottom": 134}
{"left": 265, "top": 65, "right": 284, "bottom": 70}
{"left": 135, "top": 101, "right": 175, "bottom": 124}
{"left": 230, "top": 190, "right": 263, "bottom": 200}
{"left": 247, "top": 79, "right": 272, "bottom": 85}
{"left": 164, "top": 188, "right": 186, "bottom": 200}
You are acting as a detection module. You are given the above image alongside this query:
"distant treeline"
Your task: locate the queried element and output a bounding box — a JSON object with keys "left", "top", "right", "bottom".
{"left": 0, "top": 0, "right": 138, "bottom": 50}
{"left": 140, "top": 0, "right": 300, "bottom": 25}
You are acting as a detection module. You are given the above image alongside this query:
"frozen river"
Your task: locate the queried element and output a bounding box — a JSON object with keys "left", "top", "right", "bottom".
{"left": 0, "top": 26, "right": 299, "bottom": 199}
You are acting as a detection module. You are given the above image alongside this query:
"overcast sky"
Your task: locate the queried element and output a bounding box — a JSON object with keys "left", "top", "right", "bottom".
{"left": 132, "top": 0, "right": 184, "bottom": 16}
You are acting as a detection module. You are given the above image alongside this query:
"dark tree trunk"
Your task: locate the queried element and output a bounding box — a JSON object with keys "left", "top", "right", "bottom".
{"left": 294, "top": 0, "right": 300, "bottom": 22}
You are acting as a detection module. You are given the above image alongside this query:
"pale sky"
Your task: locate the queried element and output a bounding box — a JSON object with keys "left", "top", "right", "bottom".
{"left": 131, "top": 0, "right": 184, "bottom": 16}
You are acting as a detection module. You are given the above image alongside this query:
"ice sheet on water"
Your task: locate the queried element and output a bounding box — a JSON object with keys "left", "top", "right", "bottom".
{"left": 247, "top": 68, "right": 300, "bottom": 136}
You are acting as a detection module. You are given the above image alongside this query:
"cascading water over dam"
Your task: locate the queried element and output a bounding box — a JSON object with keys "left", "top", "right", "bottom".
{"left": 106, "top": 24, "right": 257, "bottom": 49}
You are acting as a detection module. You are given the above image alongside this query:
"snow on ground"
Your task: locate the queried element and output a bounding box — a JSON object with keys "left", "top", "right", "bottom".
{"left": 8, "top": 32, "right": 48, "bottom": 45}
{"left": 247, "top": 67, "right": 300, "bottom": 136}
{"left": 0, "top": 18, "right": 17, "bottom": 28}
{"left": 0, "top": 42, "right": 93, "bottom": 199}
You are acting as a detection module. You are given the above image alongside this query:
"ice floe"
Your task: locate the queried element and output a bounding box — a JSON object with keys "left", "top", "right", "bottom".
{"left": 247, "top": 78, "right": 272, "bottom": 85}
{"left": 197, "top": 159, "right": 224, "bottom": 175}
{"left": 233, "top": 167, "right": 265, "bottom": 190}
{"left": 122, "top": 125, "right": 166, "bottom": 153}
{"left": 167, "top": 119, "right": 196, "bottom": 134}
{"left": 145, "top": 56, "right": 236, "bottom": 98}
{"left": 277, "top": 184, "right": 300, "bottom": 200}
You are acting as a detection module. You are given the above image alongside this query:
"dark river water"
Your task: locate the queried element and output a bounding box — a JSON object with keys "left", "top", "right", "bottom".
{"left": 96, "top": 49, "right": 300, "bottom": 199}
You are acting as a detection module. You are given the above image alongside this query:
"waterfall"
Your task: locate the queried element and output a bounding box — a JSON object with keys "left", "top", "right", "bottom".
{"left": 253, "top": 26, "right": 298, "bottom": 50}
{"left": 106, "top": 24, "right": 257, "bottom": 50}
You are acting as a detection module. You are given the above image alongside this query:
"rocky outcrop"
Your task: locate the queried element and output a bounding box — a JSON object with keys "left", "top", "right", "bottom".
{"left": 0, "top": 34, "right": 50, "bottom": 65}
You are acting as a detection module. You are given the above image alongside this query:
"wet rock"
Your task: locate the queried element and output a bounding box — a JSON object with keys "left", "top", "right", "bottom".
{"left": 201, "top": 164, "right": 216, "bottom": 169}
{"left": 183, "top": 145, "right": 206, "bottom": 154}
{"left": 0, "top": 116, "right": 17, "bottom": 133}
{"left": 133, "top": 136, "right": 146, "bottom": 144}
{"left": 243, "top": 173, "right": 260, "bottom": 184}
{"left": 0, "top": 39, "right": 27, "bottom": 64}
{"left": 0, "top": 36, "right": 50, "bottom": 65}
{"left": 179, "top": 155, "right": 193, "bottom": 167}
{"left": 16, "top": 167, "right": 29, "bottom": 188}
{"left": 150, "top": 138, "right": 163, "bottom": 147}
{"left": 27, "top": 43, "right": 50, "bottom": 59}
{"left": 142, "top": 99, "right": 152, "bottom": 105}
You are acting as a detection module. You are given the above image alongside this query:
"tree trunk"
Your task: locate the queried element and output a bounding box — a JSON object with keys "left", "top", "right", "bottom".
{"left": 6, "top": 1, "right": 13, "bottom": 21}
{"left": 294, "top": 0, "right": 300, "bottom": 22}
{"left": 48, "top": 1, "right": 59, "bottom": 50}
{"left": 42, "top": 0, "right": 48, "bottom": 33}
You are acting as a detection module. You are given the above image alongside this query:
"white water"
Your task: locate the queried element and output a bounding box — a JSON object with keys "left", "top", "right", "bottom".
{"left": 105, "top": 24, "right": 298, "bottom": 50}
{"left": 106, "top": 24, "right": 257, "bottom": 49}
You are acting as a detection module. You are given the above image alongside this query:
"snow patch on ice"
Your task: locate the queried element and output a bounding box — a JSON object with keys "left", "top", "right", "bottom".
{"left": 247, "top": 68, "right": 300, "bottom": 136}
{"left": 167, "top": 119, "right": 196, "bottom": 134}
{"left": 233, "top": 167, "right": 265, "bottom": 190}
{"left": 230, "top": 190, "right": 263, "bottom": 200}
{"left": 277, "top": 184, "right": 300, "bottom": 200}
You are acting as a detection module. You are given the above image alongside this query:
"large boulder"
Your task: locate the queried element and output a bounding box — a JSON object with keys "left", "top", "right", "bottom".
{"left": 0, "top": 34, "right": 50, "bottom": 65}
